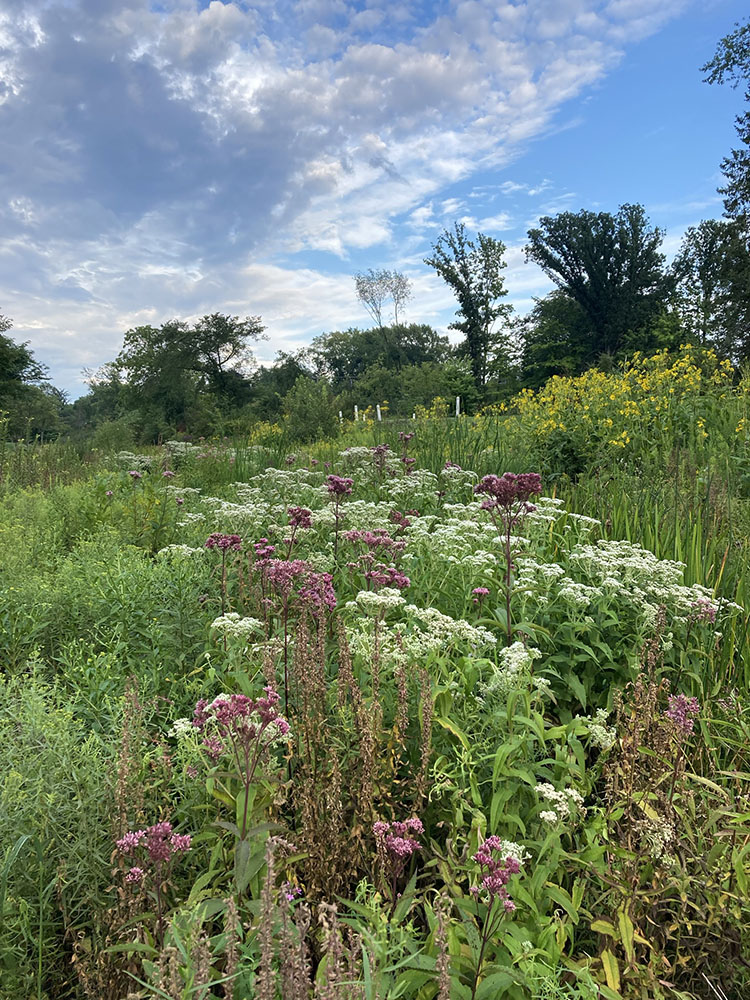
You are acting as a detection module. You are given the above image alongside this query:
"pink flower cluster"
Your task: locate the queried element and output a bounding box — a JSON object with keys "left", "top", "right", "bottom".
{"left": 475, "top": 472, "right": 542, "bottom": 510}
{"left": 287, "top": 506, "right": 313, "bottom": 529}
{"left": 389, "top": 508, "right": 419, "bottom": 530}
{"left": 665, "top": 694, "right": 701, "bottom": 735}
{"left": 193, "top": 688, "right": 291, "bottom": 762}
{"left": 115, "top": 820, "right": 192, "bottom": 886}
{"left": 690, "top": 597, "right": 718, "bottom": 624}
{"left": 128, "top": 470, "right": 143, "bottom": 480}
{"left": 373, "top": 818, "right": 424, "bottom": 861}
{"left": 343, "top": 528, "right": 405, "bottom": 555}
{"left": 326, "top": 475, "right": 353, "bottom": 497}
{"left": 366, "top": 565, "right": 411, "bottom": 590}
{"left": 471, "top": 837, "right": 521, "bottom": 912}
{"left": 254, "top": 537, "right": 276, "bottom": 560}
{"left": 472, "top": 587, "right": 490, "bottom": 605}
{"left": 205, "top": 533, "right": 242, "bottom": 551}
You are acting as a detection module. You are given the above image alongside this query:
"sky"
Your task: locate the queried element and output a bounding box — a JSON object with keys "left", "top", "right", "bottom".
{"left": 0, "top": 0, "right": 748, "bottom": 399}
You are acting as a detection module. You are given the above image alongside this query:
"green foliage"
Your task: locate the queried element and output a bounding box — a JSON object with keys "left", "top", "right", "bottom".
{"left": 525, "top": 204, "right": 673, "bottom": 362}
{"left": 425, "top": 222, "right": 513, "bottom": 389}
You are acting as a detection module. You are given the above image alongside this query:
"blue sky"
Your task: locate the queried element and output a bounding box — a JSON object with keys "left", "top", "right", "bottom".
{"left": 0, "top": 0, "right": 747, "bottom": 398}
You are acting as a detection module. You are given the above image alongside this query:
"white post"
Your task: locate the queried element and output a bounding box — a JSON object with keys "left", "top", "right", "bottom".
{"left": 412, "top": 412, "right": 416, "bottom": 420}
{"left": 354, "top": 405, "right": 359, "bottom": 422}
{"left": 338, "top": 410, "right": 343, "bottom": 423}
{"left": 456, "top": 396, "right": 461, "bottom": 417}
{"left": 376, "top": 403, "right": 382, "bottom": 422}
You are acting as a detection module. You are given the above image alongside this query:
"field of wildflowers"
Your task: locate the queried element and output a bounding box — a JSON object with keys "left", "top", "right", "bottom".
{"left": 2, "top": 346, "right": 750, "bottom": 999}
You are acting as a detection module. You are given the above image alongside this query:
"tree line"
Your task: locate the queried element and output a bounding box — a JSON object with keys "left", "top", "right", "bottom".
{"left": 2, "top": 20, "right": 748, "bottom": 443}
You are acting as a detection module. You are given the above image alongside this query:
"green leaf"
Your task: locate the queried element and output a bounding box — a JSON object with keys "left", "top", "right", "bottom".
{"left": 590, "top": 919, "right": 617, "bottom": 937}
{"left": 601, "top": 949, "right": 621, "bottom": 992}
{"left": 434, "top": 716, "right": 470, "bottom": 750}
{"left": 617, "top": 907, "right": 635, "bottom": 964}
{"left": 476, "top": 970, "right": 518, "bottom": 998}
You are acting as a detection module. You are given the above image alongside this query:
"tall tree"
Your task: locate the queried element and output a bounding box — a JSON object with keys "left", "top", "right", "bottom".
{"left": 116, "top": 313, "right": 264, "bottom": 435}
{"left": 424, "top": 223, "right": 512, "bottom": 389}
{"left": 354, "top": 269, "right": 413, "bottom": 362}
{"left": 525, "top": 204, "right": 671, "bottom": 361}
{"left": 673, "top": 219, "right": 750, "bottom": 361}
{"left": 702, "top": 19, "right": 750, "bottom": 225}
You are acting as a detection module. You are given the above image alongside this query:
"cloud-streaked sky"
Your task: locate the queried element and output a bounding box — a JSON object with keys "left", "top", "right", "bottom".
{"left": 0, "top": 0, "right": 747, "bottom": 397}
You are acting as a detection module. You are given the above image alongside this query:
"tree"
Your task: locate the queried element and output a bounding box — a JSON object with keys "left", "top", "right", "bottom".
{"left": 115, "top": 313, "right": 264, "bottom": 437}
{"left": 0, "top": 314, "right": 65, "bottom": 438}
{"left": 673, "top": 219, "right": 750, "bottom": 361}
{"left": 354, "top": 269, "right": 413, "bottom": 327}
{"left": 525, "top": 204, "right": 671, "bottom": 361}
{"left": 702, "top": 19, "right": 750, "bottom": 225}
{"left": 517, "top": 292, "right": 593, "bottom": 388}
{"left": 310, "top": 324, "right": 449, "bottom": 392}
{"left": 424, "top": 223, "right": 512, "bottom": 389}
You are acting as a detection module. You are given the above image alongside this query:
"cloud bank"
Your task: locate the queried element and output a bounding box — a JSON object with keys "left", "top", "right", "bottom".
{"left": 0, "top": 0, "right": 689, "bottom": 394}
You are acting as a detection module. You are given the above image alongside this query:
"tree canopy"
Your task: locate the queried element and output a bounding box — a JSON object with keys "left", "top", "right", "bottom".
{"left": 424, "top": 223, "right": 512, "bottom": 389}
{"left": 525, "top": 204, "right": 672, "bottom": 362}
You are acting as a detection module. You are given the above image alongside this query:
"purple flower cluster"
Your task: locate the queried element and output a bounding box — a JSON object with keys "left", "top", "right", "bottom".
{"left": 254, "top": 537, "right": 276, "bottom": 560}
{"left": 326, "top": 475, "right": 353, "bottom": 497}
{"left": 690, "top": 597, "right": 718, "bottom": 624}
{"left": 287, "top": 506, "right": 313, "bottom": 529}
{"left": 127, "top": 470, "right": 143, "bottom": 480}
{"left": 205, "top": 532, "right": 242, "bottom": 551}
{"left": 343, "top": 528, "right": 405, "bottom": 555}
{"left": 474, "top": 472, "right": 542, "bottom": 508}
{"left": 193, "top": 688, "right": 291, "bottom": 762}
{"left": 365, "top": 565, "right": 411, "bottom": 590}
{"left": 389, "top": 508, "right": 419, "bottom": 530}
{"left": 373, "top": 817, "right": 424, "bottom": 859}
{"left": 665, "top": 694, "right": 701, "bottom": 735}
{"left": 162, "top": 470, "right": 176, "bottom": 478}
{"left": 115, "top": 820, "right": 192, "bottom": 886}
{"left": 472, "top": 587, "right": 490, "bottom": 605}
{"left": 471, "top": 837, "right": 521, "bottom": 912}
{"left": 298, "top": 571, "right": 337, "bottom": 614}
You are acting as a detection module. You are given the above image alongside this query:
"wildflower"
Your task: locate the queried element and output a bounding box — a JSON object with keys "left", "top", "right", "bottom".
{"left": 205, "top": 532, "right": 242, "bottom": 551}
{"left": 254, "top": 538, "right": 276, "bottom": 560}
{"left": 105, "top": 490, "right": 113, "bottom": 497}
{"left": 162, "top": 470, "right": 176, "bottom": 478}
{"left": 326, "top": 475, "right": 353, "bottom": 496}
{"left": 125, "top": 866, "right": 145, "bottom": 884}
{"left": 373, "top": 818, "right": 423, "bottom": 891}
{"left": 127, "top": 470, "right": 143, "bottom": 480}
{"left": 474, "top": 472, "right": 542, "bottom": 509}
{"left": 472, "top": 586, "right": 489, "bottom": 605}
{"left": 116, "top": 830, "right": 146, "bottom": 854}
{"left": 471, "top": 835, "right": 523, "bottom": 911}
{"left": 690, "top": 597, "right": 717, "bottom": 624}
{"left": 287, "top": 506, "right": 312, "bottom": 529}
{"left": 665, "top": 694, "right": 700, "bottom": 735}
{"left": 176, "top": 497, "right": 184, "bottom": 505}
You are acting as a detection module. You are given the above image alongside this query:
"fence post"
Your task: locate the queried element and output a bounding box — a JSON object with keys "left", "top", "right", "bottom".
{"left": 376, "top": 404, "right": 382, "bottom": 422}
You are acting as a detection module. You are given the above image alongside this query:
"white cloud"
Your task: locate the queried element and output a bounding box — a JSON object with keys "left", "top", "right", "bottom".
{"left": 0, "top": 0, "right": 697, "bottom": 394}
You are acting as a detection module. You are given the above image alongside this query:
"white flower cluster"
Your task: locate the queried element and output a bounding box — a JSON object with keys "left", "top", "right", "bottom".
{"left": 346, "top": 588, "right": 406, "bottom": 616}
{"left": 405, "top": 605, "right": 497, "bottom": 652}
{"left": 483, "top": 641, "right": 542, "bottom": 697}
{"left": 536, "top": 783, "right": 585, "bottom": 823}
{"left": 555, "top": 578, "right": 604, "bottom": 609}
{"left": 169, "top": 717, "right": 195, "bottom": 738}
{"left": 586, "top": 708, "right": 617, "bottom": 751}
{"left": 571, "top": 539, "right": 740, "bottom": 622}
{"left": 114, "top": 450, "right": 153, "bottom": 470}
{"left": 164, "top": 440, "right": 203, "bottom": 460}
{"left": 496, "top": 839, "right": 531, "bottom": 865}
{"left": 384, "top": 469, "right": 439, "bottom": 505}
{"left": 157, "top": 544, "right": 205, "bottom": 558}
{"left": 338, "top": 446, "right": 402, "bottom": 478}
{"left": 211, "top": 613, "right": 264, "bottom": 639}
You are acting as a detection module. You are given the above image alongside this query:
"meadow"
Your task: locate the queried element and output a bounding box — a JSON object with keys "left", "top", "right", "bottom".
{"left": 2, "top": 345, "right": 750, "bottom": 1000}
